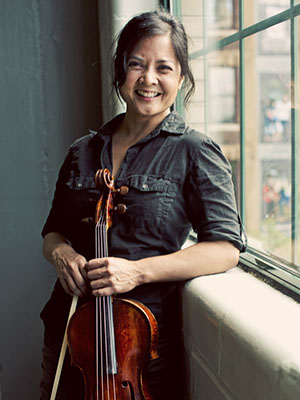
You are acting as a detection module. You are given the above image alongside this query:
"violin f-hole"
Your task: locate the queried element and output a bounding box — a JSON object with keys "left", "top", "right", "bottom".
{"left": 122, "top": 380, "right": 136, "bottom": 399}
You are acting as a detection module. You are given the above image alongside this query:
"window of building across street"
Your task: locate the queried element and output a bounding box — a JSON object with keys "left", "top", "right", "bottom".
{"left": 165, "top": 0, "right": 300, "bottom": 295}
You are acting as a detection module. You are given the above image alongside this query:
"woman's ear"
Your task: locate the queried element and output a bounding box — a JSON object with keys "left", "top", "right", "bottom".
{"left": 178, "top": 76, "right": 184, "bottom": 90}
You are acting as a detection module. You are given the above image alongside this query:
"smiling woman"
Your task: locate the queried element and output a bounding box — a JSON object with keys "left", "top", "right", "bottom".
{"left": 113, "top": 34, "right": 184, "bottom": 176}
{"left": 40, "top": 9, "right": 245, "bottom": 400}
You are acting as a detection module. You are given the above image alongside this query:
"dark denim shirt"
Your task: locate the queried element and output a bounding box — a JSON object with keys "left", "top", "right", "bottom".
{"left": 41, "top": 112, "right": 246, "bottom": 331}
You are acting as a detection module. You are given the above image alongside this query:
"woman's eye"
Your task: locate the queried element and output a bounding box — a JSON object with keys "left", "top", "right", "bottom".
{"left": 158, "top": 65, "right": 172, "bottom": 72}
{"left": 127, "top": 61, "right": 143, "bottom": 69}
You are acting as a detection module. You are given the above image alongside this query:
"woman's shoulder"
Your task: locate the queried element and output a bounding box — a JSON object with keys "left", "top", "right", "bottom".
{"left": 69, "top": 114, "right": 125, "bottom": 152}
{"left": 69, "top": 130, "right": 100, "bottom": 151}
{"left": 163, "top": 114, "right": 230, "bottom": 171}
{"left": 170, "top": 124, "right": 224, "bottom": 161}
{"left": 165, "top": 112, "right": 220, "bottom": 150}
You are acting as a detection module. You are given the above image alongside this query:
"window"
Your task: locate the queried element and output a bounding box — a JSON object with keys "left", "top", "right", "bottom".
{"left": 167, "top": 0, "right": 300, "bottom": 294}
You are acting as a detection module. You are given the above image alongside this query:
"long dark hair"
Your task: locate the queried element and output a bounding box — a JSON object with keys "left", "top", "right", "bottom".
{"left": 113, "top": 10, "right": 195, "bottom": 106}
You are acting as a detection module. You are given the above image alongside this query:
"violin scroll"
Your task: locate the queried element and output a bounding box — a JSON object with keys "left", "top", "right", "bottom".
{"left": 94, "top": 169, "right": 129, "bottom": 197}
{"left": 94, "top": 169, "right": 128, "bottom": 225}
{"left": 94, "top": 168, "right": 114, "bottom": 190}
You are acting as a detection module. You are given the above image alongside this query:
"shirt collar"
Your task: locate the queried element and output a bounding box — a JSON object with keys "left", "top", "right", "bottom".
{"left": 96, "top": 111, "right": 186, "bottom": 143}
{"left": 159, "top": 111, "right": 187, "bottom": 135}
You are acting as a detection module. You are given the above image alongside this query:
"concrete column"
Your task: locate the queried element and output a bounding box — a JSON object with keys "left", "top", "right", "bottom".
{"left": 98, "top": 0, "right": 158, "bottom": 122}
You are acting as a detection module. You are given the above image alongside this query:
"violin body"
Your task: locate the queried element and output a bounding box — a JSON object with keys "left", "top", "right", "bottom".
{"left": 67, "top": 297, "right": 159, "bottom": 400}
{"left": 58, "top": 169, "right": 160, "bottom": 400}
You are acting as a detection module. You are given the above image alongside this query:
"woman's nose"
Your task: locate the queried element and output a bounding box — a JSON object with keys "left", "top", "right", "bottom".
{"left": 139, "top": 67, "right": 158, "bottom": 86}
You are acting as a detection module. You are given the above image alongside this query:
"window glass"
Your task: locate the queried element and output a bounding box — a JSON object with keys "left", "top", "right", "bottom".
{"left": 206, "top": 43, "right": 240, "bottom": 203}
{"left": 178, "top": 0, "right": 300, "bottom": 270}
{"left": 184, "top": 56, "right": 205, "bottom": 133}
{"left": 244, "top": 0, "right": 290, "bottom": 28}
{"left": 296, "top": 15, "right": 300, "bottom": 266}
{"left": 181, "top": 3, "right": 240, "bottom": 203}
{"left": 205, "top": 0, "right": 239, "bottom": 43}
{"left": 244, "top": 20, "right": 293, "bottom": 262}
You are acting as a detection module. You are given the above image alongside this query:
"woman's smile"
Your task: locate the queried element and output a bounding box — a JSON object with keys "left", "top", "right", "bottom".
{"left": 135, "top": 89, "right": 162, "bottom": 99}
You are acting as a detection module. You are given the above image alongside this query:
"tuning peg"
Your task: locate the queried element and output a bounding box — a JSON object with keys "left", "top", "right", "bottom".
{"left": 115, "top": 186, "right": 129, "bottom": 196}
{"left": 114, "top": 203, "right": 127, "bottom": 214}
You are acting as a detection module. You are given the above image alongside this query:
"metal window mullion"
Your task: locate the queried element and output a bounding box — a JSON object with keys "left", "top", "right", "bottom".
{"left": 170, "top": 0, "right": 181, "bottom": 19}
{"left": 170, "top": 0, "right": 185, "bottom": 117}
{"left": 161, "top": 0, "right": 170, "bottom": 11}
{"left": 190, "top": 4, "right": 300, "bottom": 60}
{"left": 239, "top": 0, "right": 245, "bottom": 222}
{"left": 291, "top": 0, "right": 299, "bottom": 264}
{"left": 201, "top": 0, "right": 209, "bottom": 138}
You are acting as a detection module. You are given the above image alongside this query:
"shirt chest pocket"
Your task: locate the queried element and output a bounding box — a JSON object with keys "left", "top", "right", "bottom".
{"left": 122, "top": 175, "right": 176, "bottom": 234}
{"left": 64, "top": 174, "right": 100, "bottom": 224}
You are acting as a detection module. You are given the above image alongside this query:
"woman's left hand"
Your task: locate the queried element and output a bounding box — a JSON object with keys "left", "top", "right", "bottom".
{"left": 86, "top": 257, "right": 143, "bottom": 296}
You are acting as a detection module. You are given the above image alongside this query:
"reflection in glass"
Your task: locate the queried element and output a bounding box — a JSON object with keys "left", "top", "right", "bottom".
{"left": 261, "top": 74, "right": 291, "bottom": 143}
{"left": 206, "top": 0, "right": 234, "bottom": 29}
{"left": 244, "top": 0, "right": 290, "bottom": 28}
{"left": 245, "top": 20, "right": 293, "bottom": 262}
{"left": 205, "top": 0, "right": 238, "bottom": 43}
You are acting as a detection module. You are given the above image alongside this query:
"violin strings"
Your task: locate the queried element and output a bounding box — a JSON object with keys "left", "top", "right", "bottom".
{"left": 95, "top": 209, "right": 117, "bottom": 400}
{"left": 95, "top": 220, "right": 101, "bottom": 400}
{"left": 101, "top": 222, "right": 111, "bottom": 399}
{"left": 96, "top": 216, "right": 105, "bottom": 400}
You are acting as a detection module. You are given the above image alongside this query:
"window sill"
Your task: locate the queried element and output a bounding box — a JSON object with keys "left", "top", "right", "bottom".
{"left": 182, "top": 267, "right": 300, "bottom": 400}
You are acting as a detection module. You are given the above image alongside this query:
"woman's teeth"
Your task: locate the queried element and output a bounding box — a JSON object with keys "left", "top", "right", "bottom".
{"left": 136, "top": 90, "right": 160, "bottom": 98}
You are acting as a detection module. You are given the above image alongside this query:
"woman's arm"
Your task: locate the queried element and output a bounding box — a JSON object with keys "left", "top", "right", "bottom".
{"left": 86, "top": 241, "right": 239, "bottom": 297}
{"left": 43, "top": 232, "right": 90, "bottom": 297}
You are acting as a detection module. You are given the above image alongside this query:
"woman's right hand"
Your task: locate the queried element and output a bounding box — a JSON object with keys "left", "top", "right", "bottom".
{"left": 43, "top": 232, "right": 90, "bottom": 297}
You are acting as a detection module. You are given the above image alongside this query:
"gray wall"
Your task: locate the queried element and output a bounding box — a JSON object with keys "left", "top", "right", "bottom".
{"left": 0, "top": 1, "right": 101, "bottom": 398}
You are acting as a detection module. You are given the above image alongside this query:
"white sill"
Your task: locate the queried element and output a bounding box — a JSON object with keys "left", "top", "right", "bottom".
{"left": 182, "top": 267, "right": 300, "bottom": 400}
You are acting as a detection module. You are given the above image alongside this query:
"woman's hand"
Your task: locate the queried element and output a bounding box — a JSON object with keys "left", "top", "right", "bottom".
{"left": 86, "top": 257, "right": 143, "bottom": 297}
{"left": 43, "top": 232, "right": 90, "bottom": 297}
{"left": 52, "top": 244, "right": 90, "bottom": 297}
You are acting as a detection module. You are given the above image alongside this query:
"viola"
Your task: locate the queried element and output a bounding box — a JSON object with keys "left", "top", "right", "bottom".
{"left": 51, "top": 169, "right": 159, "bottom": 400}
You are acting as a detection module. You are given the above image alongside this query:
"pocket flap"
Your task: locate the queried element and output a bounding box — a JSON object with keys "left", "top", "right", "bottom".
{"left": 125, "top": 175, "right": 171, "bottom": 193}
{"left": 66, "top": 174, "right": 96, "bottom": 190}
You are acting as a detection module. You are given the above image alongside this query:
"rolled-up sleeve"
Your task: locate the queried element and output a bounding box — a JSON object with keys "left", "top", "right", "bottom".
{"left": 185, "top": 138, "right": 246, "bottom": 252}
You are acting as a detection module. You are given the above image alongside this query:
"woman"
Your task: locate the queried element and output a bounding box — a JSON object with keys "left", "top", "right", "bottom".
{"left": 40, "top": 10, "right": 246, "bottom": 400}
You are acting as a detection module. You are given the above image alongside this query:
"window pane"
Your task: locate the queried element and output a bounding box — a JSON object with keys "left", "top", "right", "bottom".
{"left": 205, "top": 0, "right": 239, "bottom": 43}
{"left": 296, "top": 15, "right": 300, "bottom": 265}
{"left": 184, "top": 44, "right": 240, "bottom": 205}
{"left": 244, "top": 20, "right": 293, "bottom": 262}
{"left": 182, "top": 0, "right": 240, "bottom": 207}
{"left": 184, "top": 56, "right": 205, "bottom": 133}
{"left": 244, "top": 0, "right": 290, "bottom": 28}
{"left": 181, "top": 2, "right": 203, "bottom": 55}
{"left": 206, "top": 43, "right": 240, "bottom": 204}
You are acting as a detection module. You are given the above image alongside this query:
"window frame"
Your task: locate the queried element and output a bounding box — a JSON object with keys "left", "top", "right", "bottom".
{"left": 168, "top": 0, "right": 300, "bottom": 295}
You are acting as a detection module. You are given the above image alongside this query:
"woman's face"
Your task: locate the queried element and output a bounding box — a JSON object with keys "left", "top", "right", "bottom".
{"left": 119, "top": 34, "right": 184, "bottom": 121}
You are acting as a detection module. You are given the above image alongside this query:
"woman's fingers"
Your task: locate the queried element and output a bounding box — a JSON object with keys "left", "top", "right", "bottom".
{"left": 86, "top": 257, "right": 140, "bottom": 296}
{"left": 53, "top": 248, "right": 89, "bottom": 297}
